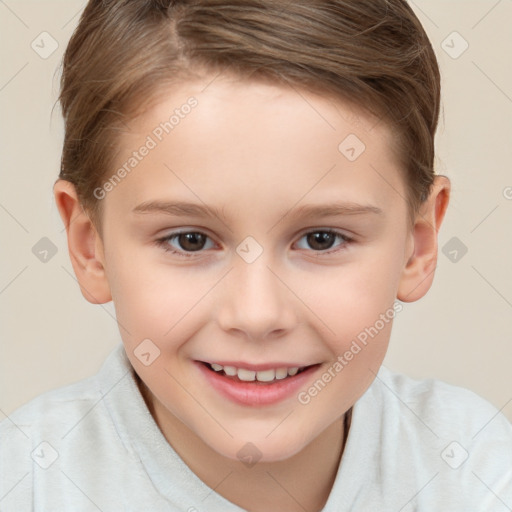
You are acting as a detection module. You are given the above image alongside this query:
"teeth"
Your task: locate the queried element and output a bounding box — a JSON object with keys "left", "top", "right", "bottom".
{"left": 256, "top": 369, "right": 275, "bottom": 382}
{"left": 208, "top": 363, "right": 305, "bottom": 382}
{"left": 223, "top": 366, "right": 237, "bottom": 376}
{"left": 275, "top": 368, "right": 288, "bottom": 380}
{"left": 237, "top": 368, "right": 256, "bottom": 381}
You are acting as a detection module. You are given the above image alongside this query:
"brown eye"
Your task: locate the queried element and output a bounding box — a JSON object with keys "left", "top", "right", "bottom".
{"left": 177, "top": 232, "right": 208, "bottom": 251}
{"left": 157, "top": 231, "right": 215, "bottom": 256}
{"left": 306, "top": 231, "right": 337, "bottom": 251}
{"left": 295, "top": 230, "right": 352, "bottom": 254}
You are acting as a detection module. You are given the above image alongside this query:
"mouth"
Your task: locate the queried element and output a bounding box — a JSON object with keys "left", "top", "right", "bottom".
{"left": 200, "top": 361, "right": 313, "bottom": 383}
{"left": 196, "top": 360, "right": 322, "bottom": 406}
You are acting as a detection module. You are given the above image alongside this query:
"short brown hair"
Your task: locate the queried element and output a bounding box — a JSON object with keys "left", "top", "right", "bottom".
{"left": 58, "top": 0, "right": 441, "bottom": 227}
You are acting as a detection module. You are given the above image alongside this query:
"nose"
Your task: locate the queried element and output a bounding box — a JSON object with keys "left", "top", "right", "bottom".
{"left": 216, "top": 254, "right": 298, "bottom": 341}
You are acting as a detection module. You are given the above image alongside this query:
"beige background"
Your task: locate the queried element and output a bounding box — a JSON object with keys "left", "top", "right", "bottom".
{"left": 1, "top": 0, "right": 511, "bottom": 423}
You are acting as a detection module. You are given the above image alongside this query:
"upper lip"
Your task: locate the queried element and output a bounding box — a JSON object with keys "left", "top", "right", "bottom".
{"left": 199, "top": 361, "right": 317, "bottom": 371}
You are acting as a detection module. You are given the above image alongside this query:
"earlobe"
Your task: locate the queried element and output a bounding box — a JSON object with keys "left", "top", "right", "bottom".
{"left": 397, "top": 175, "right": 451, "bottom": 303}
{"left": 53, "top": 179, "right": 112, "bottom": 304}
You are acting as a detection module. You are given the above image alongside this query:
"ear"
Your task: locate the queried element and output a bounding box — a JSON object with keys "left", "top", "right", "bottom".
{"left": 397, "top": 175, "right": 451, "bottom": 302}
{"left": 54, "top": 179, "right": 112, "bottom": 304}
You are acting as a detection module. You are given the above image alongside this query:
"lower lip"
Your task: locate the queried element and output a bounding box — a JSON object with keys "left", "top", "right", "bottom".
{"left": 195, "top": 362, "right": 320, "bottom": 406}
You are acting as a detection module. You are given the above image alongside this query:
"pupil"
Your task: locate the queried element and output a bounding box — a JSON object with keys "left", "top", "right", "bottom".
{"left": 308, "top": 232, "right": 334, "bottom": 251}
{"left": 179, "top": 233, "right": 206, "bottom": 251}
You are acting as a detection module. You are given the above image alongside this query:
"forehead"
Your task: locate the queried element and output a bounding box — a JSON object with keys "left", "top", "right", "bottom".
{"left": 127, "top": 72, "right": 392, "bottom": 150}
{"left": 107, "top": 74, "right": 406, "bottom": 220}
{"left": 147, "top": 73, "right": 387, "bottom": 135}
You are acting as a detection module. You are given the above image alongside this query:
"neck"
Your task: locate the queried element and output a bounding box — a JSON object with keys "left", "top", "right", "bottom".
{"left": 138, "top": 376, "right": 350, "bottom": 512}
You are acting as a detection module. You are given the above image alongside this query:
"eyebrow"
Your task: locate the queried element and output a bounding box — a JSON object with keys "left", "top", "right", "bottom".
{"left": 132, "top": 200, "right": 383, "bottom": 221}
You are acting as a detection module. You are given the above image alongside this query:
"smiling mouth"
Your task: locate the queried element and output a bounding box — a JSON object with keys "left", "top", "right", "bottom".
{"left": 200, "top": 361, "right": 317, "bottom": 383}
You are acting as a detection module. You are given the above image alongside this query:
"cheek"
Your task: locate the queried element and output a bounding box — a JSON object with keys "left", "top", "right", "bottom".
{"left": 107, "top": 251, "right": 217, "bottom": 348}
{"left": 295, "top": 260, "right": 399, "bottom": 417}
{"left": 300, "top": 252, "right": 401, "bottom": 349}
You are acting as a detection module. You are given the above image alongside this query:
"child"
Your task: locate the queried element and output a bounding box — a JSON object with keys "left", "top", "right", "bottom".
{"left": 1, "top": 0, "right": 511, "bottom": 510}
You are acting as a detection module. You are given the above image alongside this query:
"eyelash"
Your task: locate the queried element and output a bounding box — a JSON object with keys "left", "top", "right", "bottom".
{"left": 155, "top": 229, "right": 354, "bottom": 259}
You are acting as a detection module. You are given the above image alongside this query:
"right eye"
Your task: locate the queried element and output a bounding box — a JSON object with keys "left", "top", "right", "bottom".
{"left": 156, "top": 230, "right": 216, "bottom": 257}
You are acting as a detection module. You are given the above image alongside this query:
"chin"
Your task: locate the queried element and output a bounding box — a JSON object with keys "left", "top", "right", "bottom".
{"left": 207, "top": 432, "right": 311, "bottom": 465}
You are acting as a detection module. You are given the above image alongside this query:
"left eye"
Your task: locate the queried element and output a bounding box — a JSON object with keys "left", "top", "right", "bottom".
{"left": 156, "top": 229, "right": 352, "bottom": 257}
{"left": 295, "top": 230, "right": 351, "bottom": 252}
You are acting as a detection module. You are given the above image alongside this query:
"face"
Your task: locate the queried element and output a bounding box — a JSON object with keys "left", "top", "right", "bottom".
{"left": 97, "top": 74, "right": 413, "bottom": 462}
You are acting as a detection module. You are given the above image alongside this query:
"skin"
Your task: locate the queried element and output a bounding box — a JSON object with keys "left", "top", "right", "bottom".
{"left": 54, "top": 73, "right": 450, "bottom": 512}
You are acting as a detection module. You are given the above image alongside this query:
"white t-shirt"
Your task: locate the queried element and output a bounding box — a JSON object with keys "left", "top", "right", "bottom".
{"left": 1, "top": 342, "right": 511, "bottom": 511}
